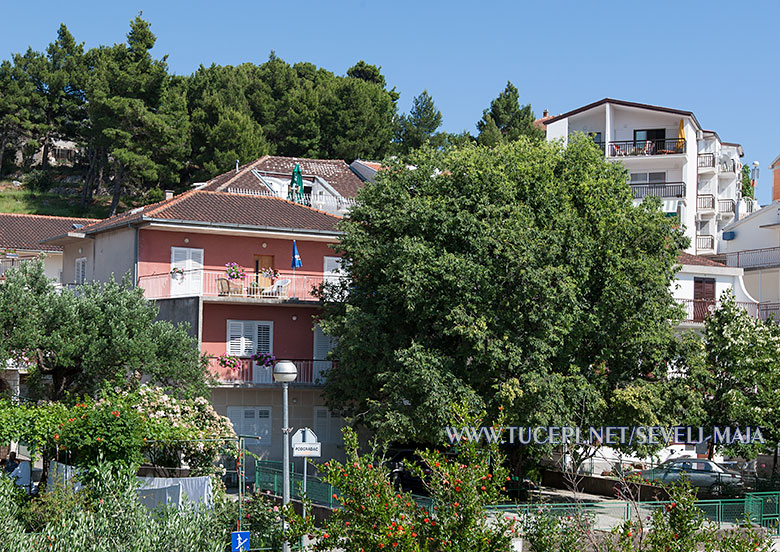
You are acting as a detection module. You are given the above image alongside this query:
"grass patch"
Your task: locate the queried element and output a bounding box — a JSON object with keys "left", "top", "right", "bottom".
{"left": 0, "top": 184, "right": 111, "bottom": 219}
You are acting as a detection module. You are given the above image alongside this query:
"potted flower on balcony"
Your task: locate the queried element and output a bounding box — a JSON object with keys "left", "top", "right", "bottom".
{"left": 259, "top": 267, "right": 279, "bottom": 282}
{"left": 217, "top": 353, "right": 241, "bottom": 372}
{"left": 225, "top": 262, "right": 246, "bottom": 280}
{"left": 169, "top": 266, "right": 185, "bottom": 280}
{"left": 252, "top": 351, "right": 276, "bottom": 368}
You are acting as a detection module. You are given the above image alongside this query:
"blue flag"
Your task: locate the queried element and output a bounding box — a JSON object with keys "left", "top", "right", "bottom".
{"left": 291, "top": 240, "right": 303, "bottom": 269}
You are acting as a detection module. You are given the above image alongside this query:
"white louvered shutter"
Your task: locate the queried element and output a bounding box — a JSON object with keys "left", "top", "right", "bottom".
{"left": 171, "top": 247, "right": 188, "bottom": 296}
{"left": 227, "top": 321, "right": 246, "bottom": 356}
{"left": 256, "top": 323, "right": 272, "bottom": 354}
{"left": 257, "top": 409, "right": 272, "bottom": 445}
{"left": 188, "top": 248, "right": 204, "bottom": 295}
{"left": 226, "top": 407, "right": 242, "bottom": 437}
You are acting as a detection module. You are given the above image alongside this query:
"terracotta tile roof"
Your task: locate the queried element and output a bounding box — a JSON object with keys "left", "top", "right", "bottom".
{"left": 0, "top": 213, "right": 98, "bottom": 252}
{"left": 74, "top": 191, "right": 341, "bottom": 236}
{"left": 201, "top": 156, "right": 364, "bottom": 198}
{"left": 533, "top": 115, "right": 555, "bottom": 130}
{"left": 677, "top": 252, "right": 726, "bottom": 267}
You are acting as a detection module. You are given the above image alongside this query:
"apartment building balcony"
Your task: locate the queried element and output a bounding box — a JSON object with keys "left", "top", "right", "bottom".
{"left": 137, "top": 270, "right": 346, "bottom": 303}
{"left": 696, "top": 194, "right": 716, "bottom": 216}
{"left": 696, "top": 234, "right": 715, "bottom": 254}
{"left": 677, "top": 298, "right": 759, "bottom": 325}
{"left": 719, "top": 160, "right": 737, "bottom": 174}
{"left": 629, "top": 182, "right": 685, "bottom": 199}
{"left": 211, "top": 358, "right": 332, "bottom": 387}
{"left": 697, "top": 153, "right": 716, "bottom": 173}
{"left": 602, "top": 139, "right": 685, "bottom": 158}
{"left": 760, "top": 303, "right": 780, "bottom": 323}
{"left": 726, "top": 246, "right": 780, "bottom": 269}
{"left": 717, "top": 199, "right": 736, "bottom": 219}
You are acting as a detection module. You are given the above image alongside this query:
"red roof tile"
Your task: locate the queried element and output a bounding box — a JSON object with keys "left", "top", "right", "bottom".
{"left": 73, "top": 191, "right": 341, "bottom": 236}
{"left": 677, "top": 252, "right": 726, "bottom": 267}
{"left": 201, "top": 156, "right": 364, "bottom": 198}
{"left": 0, "top": 213, "right": 98, "bottom": 252}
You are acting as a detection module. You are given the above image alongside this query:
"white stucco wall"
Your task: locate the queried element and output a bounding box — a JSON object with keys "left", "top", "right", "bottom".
{"left": 92, "top": 227, "right": 136, "bottom": 283}
{"left": 673, "top": 264, "right": 756, "bottom": 303}
{"left": 61, "top": 239, "right": 94, "bottom": 285}
{"left": 545, "top": 119, "right": 568, "bottom": 142}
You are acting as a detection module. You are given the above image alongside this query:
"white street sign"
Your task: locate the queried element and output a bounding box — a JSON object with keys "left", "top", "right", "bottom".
{"left": 291, "top": 428, "right": 318, "bottom": 445}
{"left": 292, "top": 442, "right": 322, "bottom": 457}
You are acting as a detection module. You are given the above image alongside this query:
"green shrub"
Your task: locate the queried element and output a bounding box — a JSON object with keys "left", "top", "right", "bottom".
{"left": 23, "top": 170, "right": 54, "bottom": 192}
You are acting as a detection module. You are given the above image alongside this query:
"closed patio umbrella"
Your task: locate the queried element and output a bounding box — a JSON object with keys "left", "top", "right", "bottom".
{"left": 677, "top": 119, "right": 685, "bottom": 152}
{"left": 289, "top": 163, "right": 304, "bottom": 204}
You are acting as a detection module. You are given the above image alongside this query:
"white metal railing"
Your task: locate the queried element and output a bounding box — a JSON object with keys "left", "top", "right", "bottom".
{"left": 137, "top": 269, "right": 346, "bottom": 302}
{"left": 696, "top": 234, "right": 715, "bottom": 251}
{"left": 212, "top": 358, "right": 331, "bottom": 385}
{"left": 697, "top": 194, "right": 715, "bottom": 210}
{"left": 726, "top": 247, "right": 780, "bottom": 269}
{"left": 676, "top": 299, "right": 759, "bottom": 323}
{"left": 226, "top": 187, "right": 356, "bottom": 215}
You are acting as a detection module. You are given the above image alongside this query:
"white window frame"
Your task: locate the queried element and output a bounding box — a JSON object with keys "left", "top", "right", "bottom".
{"left": 170, "top": 246, "right": 204, "bottom": 296}
{"left": 75, "top": 257, "right": 87, "bottom": 285}
{"left": 227, "top": 406, "right": 272, "bottom": 446}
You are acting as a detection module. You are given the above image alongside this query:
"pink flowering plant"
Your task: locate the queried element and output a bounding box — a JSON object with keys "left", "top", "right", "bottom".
{"left": 259, "top": 267, "right": 278, "bottom": 280}
{"left": 225, "top": 262, "right": 246, "bottom": 280}
{"left": 217, "top": 353, "right": 241, "bottom": 371}
{"left": 251, "top": 352, "right": 276, "bottom": 368}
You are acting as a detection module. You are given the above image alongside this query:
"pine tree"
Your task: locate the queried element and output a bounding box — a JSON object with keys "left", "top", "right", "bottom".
{"left": 394, "top": 90, "right": 443, "bottom": 154}
{"left": 476, "top": 81, "right": 543, "bottom": 144}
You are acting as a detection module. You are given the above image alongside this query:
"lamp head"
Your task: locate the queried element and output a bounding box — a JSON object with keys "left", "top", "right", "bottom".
{"left": 273, "top": 360, "right": 298, "bottom": 383}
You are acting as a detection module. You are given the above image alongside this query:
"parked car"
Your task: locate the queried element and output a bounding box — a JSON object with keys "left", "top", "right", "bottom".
{"left": 637, "top": 458, "right": 743, "bottom": 496}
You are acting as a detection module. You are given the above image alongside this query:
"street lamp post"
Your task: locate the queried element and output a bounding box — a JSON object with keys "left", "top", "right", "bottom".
{"left": 273, "top": 360, "right": 297, "bottom": 552}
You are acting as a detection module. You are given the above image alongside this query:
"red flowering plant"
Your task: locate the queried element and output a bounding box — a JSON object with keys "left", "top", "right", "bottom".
{"left": 286, "top": 411, "right": 514, "bottom": 551}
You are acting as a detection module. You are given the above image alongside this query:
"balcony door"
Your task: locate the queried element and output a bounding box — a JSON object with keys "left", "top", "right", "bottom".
{"left": 170, "top": 247, "right": 203, "bottom": 297}
{"left": 634, "top": 129, "right": 665, "bottom": 152}
{"left": 254, "top": 255, "right": 274, "bottom": 289}
{"left": 693, "top": 277, "right": 716, "bottom": 322}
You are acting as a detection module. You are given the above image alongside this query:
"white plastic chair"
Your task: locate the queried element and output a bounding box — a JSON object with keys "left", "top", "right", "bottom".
{"left": 260, "top": 279, "right": 291, "bottom": 298}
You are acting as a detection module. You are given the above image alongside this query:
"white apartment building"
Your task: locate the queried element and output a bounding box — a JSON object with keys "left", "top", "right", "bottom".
{"left": 545, "top": 99, "right": 756, "bottom": 257}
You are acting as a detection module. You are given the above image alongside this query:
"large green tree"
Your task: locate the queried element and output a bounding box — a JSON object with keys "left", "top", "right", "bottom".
{"left": 319, "top": 136, "right": 688, "bottom": 467}
{"left": 0, "top": 260, "right": 210, "bottom": 401}
{"left": 13, "top": 24, "right": 87, "bottom": 169}
{"left": 476, "top": 81, "right": 543, "bottom": 145}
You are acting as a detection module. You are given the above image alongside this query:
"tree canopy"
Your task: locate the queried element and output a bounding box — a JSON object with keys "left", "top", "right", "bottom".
{"left": 318, "top": 136, "right": 688, "bottom": 467}
{"left": 0, "top": 260, "right": 210, "bottom": 401}
{"left": 394, "top": 90, "right": 444, "bottom": 154}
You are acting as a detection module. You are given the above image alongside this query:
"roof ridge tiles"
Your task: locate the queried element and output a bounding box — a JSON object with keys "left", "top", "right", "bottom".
{"left": 213, "top": 156, "right": 271, "bottom": 192}
{"left": 0, "top": 212, "right": 98, "bottom": 222}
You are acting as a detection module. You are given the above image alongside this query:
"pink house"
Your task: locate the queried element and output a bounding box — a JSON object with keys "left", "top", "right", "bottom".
{"left": 45, "top": 158, "right": 367, "bottom": 463}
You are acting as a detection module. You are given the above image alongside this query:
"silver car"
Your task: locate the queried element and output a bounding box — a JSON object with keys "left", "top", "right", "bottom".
{"left": 639, "top": 458, "right": 743, "bottom": 495}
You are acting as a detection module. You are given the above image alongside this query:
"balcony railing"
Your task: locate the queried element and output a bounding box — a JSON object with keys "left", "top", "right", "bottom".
{"left": 677, "top": 299, "right": 759, "bottom": 324}
{"left": 726, "top": 246, "right": 780, "bottom": 269}
{"left": 718, "top": 199, "right": 736, "bottom": 215}
{"left": 698, "top": 153, "right": 715, "bottom": 168}
{"left": 211, "top": 358, "right": 332, "bottom": 386}
{"left": 760, "top": 303, "right": 780, "bottom": 322}
{"left": 0, "top": 257, "right": 34, "bottom": 278}
{"left": 720, "top": 160, "right": 737, "bottom": 173}
{"left": 697, "top": 194, "right": 715, "bottom": 210}
{"left": 607, "top": 139, "right": 685, "bottom": 157}
{"left": 629, "top": 182, "right": 685, "bottom": 199}
{"left": 138, "top": 269, "right": 346, "bottom": 302}
{"left": 696, "top": 234, "right": 715, "bottom": 251}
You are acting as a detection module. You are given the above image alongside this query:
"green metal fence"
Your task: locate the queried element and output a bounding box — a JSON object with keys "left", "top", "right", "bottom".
{"left": 255, "top": 461, "right": 340, "bottom": 509}
{"left": 487, "top": 492, "right": 780, "bottom": 535}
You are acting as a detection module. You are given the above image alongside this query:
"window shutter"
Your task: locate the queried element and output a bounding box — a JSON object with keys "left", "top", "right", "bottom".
{"left": 323, "top": 256, "right": 343, "bottom": 276}
{"left": 257, "top": 409, "right": 272, "bottom": 445}
{"left": 256, "top": 323, "right": 272, "bottom": 354}
{"left": 188, "top": 249, "right": 204, "bottom": 295}
{"left": 226, "top": 407, "right": 242, "bottom": 436}
{"left": 313, "top": 324, "right": 336, "bottom": 360}
{"left": 227, "top": 321, "right": 245, "bottom": 356}
{"left": 314, "top": 408, "right": 329, "bottom": 443}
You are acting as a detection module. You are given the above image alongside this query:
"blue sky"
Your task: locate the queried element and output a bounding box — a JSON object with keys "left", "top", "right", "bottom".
{"left": 2, "top": 1, "right": 777, "bottom": 203}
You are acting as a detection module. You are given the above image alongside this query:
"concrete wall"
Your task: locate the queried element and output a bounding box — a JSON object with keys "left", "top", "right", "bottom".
{"left": 61, "top": 239, "right": 94, "bottom": 284}
{"left": 154, "top": 297, "right": 201, "bottom": 341}
{"left": 743, "top": 269, "right": 780, "bottom": 303}
{"left": 42, "top": 252, "right": 62, "bottom": 283}
{"left": 92, "top": 227, "right": 136, "bottom": 283}
{"left": 545, "top": 119, "right": 568, "bottom": 142}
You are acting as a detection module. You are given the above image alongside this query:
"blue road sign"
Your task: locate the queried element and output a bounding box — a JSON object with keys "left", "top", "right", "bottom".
{"left": 232, "top": 531, "right": 250, "bottom": 552}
